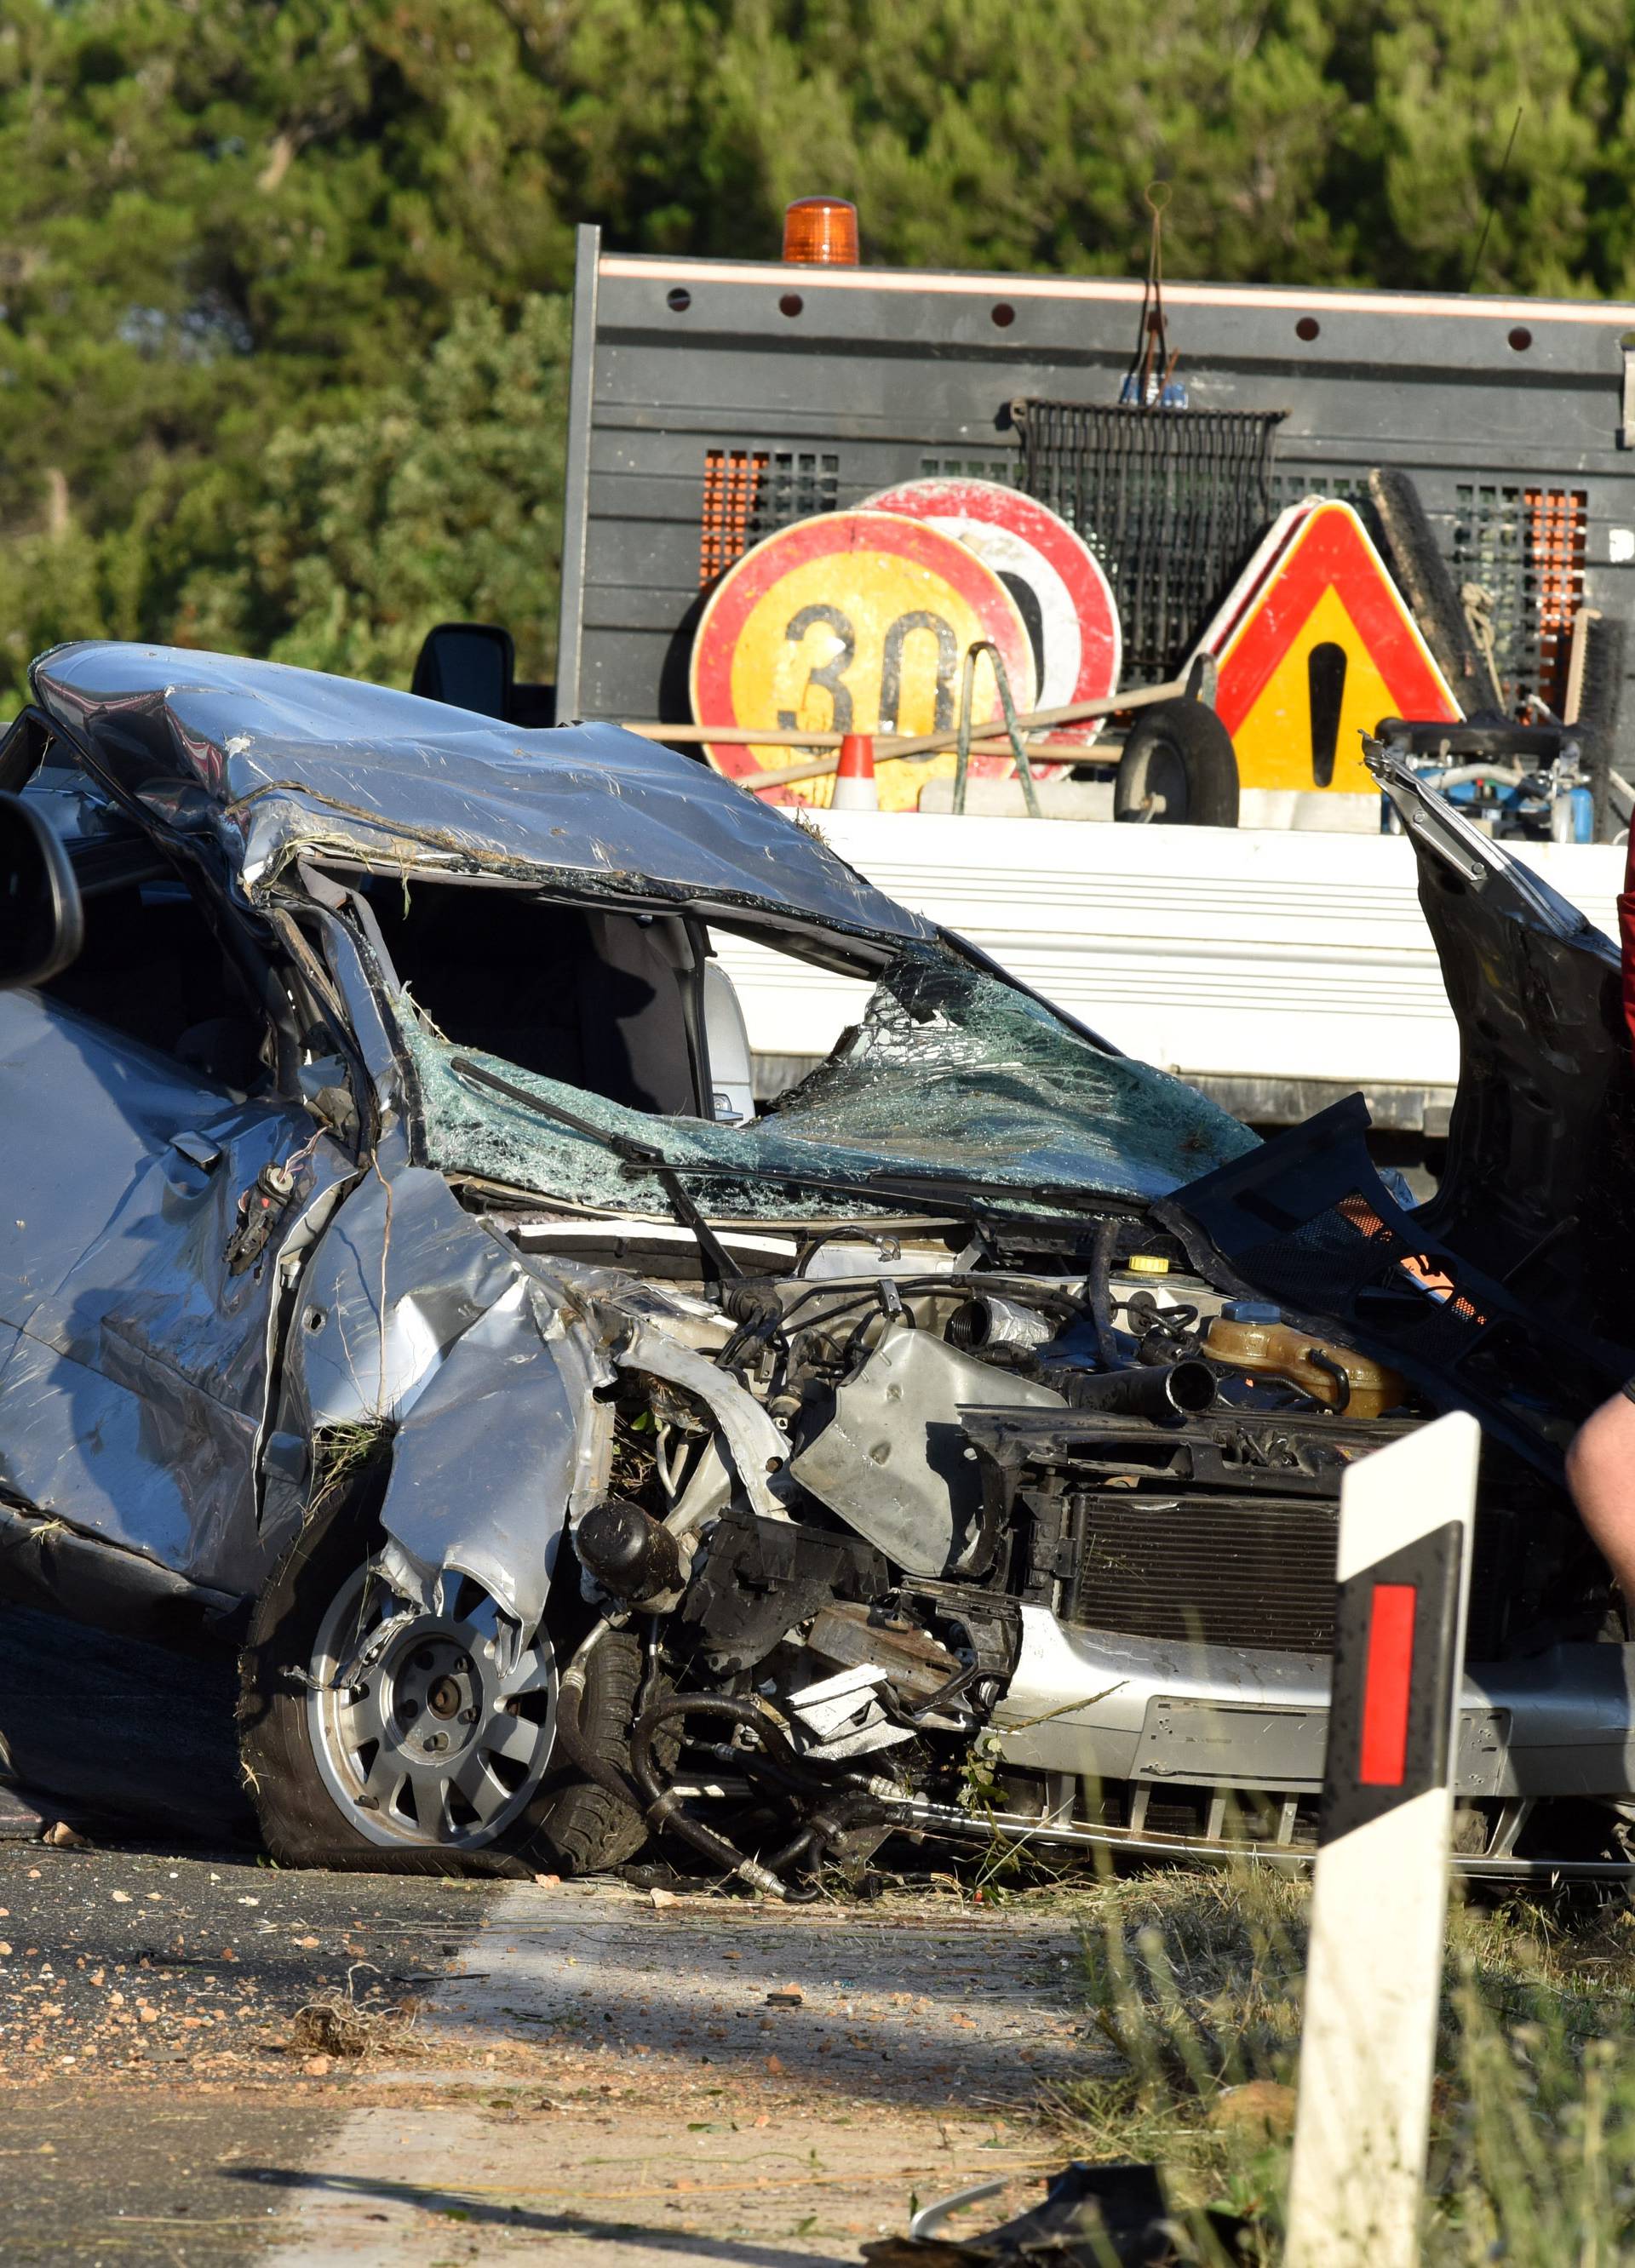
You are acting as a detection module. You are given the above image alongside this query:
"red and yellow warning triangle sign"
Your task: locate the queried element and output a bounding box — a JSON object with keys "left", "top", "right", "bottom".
{"left": 1197, "top": 500, "right": 1461, "bottom": 794}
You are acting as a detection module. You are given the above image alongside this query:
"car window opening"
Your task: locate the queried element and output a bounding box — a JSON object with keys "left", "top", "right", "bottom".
{"left": 44, "top": 873, "right": 272, "bottom": 1094}
{"left": 359, "top": 880, "right": 702, "bottom": 1118}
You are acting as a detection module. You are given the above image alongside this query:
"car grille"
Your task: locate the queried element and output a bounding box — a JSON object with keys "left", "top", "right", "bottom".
{"left": 1070, "top": 1492, "right": 1340, "bottom": 1653}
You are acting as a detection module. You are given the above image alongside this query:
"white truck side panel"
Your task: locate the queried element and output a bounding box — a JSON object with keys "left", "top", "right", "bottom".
{"left": 712, "top": 812, "right": 1626, "bottom": 1091}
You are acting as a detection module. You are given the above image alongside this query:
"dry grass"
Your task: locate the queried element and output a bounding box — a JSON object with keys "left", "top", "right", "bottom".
{"left": 290, "top": 1964, "right": 425, "bottom": 2063}
{"left": 305, "top": 1418, "right": 391, "bottom": 1521}
{"left": 1051, "top": 1864, "right": 1635, "bottom": 2263}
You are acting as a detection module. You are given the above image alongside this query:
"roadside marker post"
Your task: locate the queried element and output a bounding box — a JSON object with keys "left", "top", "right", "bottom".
{"left": 1284, "top": 1410, "right": 1479, "bottom": 2268}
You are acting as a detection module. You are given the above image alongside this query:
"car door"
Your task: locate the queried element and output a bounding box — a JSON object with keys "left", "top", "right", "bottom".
{"left": 0, "top": 828, "right": 352, "bottom": 1602}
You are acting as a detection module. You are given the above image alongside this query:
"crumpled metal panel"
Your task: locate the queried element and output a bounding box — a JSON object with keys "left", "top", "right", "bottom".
{"left": 0, "top": 986, "right": 353, "bottom": 1596}
{"left": 375, "top": 1280, "right": 610, "bottom": 1630}
{"left": 30, "top": 643, "right": 929, "bottom": 948}
{"left": 0, "top": 988, "right": 255, "bottom": 1334}
{"left": 0, "top": 1319, "right": 240, "bottom": 1581}
{"left": 791, "top": 1322, "right": 1064, "bottom": 1576}
{"left": 614, "top": 1316, "right": 788, "bottom": 1522}
{"left": 284, "top": 1166, "right": 617, "bottom": 1629}
{"left": 290, "top": 1168, "right": 522, "bottom": 1432}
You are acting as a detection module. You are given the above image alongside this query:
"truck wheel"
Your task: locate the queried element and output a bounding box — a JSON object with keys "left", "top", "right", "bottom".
{"left": 238, "top": 1496, "right": 649, "bottom": 1875}
{"left": 1114, "top": 701, "right": 1239, "bottom": 827}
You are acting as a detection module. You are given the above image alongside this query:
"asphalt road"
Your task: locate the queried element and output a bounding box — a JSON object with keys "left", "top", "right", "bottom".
{"left": 0, "top": 1602, "right": 502, "bottom": 2263}
{"left": 0, "top": 1836, "right": 502, "bottom": 2263}
{"left": 0, "top": 1605, "right": 1089, "bottom": 2268}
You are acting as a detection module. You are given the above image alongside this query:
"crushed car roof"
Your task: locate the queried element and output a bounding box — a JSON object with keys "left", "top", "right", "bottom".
{"left": 29, "top": 643, "right": 932, "bottom": 947}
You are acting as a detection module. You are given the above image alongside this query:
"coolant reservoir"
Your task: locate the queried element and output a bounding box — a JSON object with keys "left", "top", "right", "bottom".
{"left": 1203, "top": 1303, "right": 1408, "bottom": 1419}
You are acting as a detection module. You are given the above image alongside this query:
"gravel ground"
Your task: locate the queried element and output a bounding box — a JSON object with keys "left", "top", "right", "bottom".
{"left": 0, "top": 1841, "right": 502, "bottom": 2263}
{"left": 264, "top": 1879, "right": 1093, "bottom": 2268}
{"left": 0, "top": 1842, "right": 495, "bottom": 2087}
{"left": 0, "top": 1602, "right": 1099, "bottom": 2266}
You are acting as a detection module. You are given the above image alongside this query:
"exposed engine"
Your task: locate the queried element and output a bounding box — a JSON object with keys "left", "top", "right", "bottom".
{"left": 499, "top": 1209, "right": 1568, "bottom": 1894}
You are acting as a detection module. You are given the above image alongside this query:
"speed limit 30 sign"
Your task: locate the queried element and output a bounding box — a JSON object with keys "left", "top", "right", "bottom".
{"left": 859, "top": 477, "right": 1121, "bottom": 750}
{"left": 691, "top": 510, "right": 1036, "bottom": 806}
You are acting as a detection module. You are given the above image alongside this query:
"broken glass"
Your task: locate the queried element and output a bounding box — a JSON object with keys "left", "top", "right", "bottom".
{"left": 399, "top": 950, "right": 1257, "bottom": 1218}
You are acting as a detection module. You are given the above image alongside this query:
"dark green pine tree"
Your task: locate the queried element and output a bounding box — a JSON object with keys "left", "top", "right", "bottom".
{"left": 0, "top": 0, "right": 1631, "bottom": 707}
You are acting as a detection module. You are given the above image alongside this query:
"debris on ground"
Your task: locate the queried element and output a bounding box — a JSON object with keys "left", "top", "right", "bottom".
{"left": 864, "top": 2160, "right": 1253, "bottom": 2266}
{"left": 1206, "top": 2078, "right": 1296, "bottom": 2140}
{"left": 289, "top": 1979, "right": 422, "bottom": 2065}
{"left": 0, "top": 1844, "right": 484, "bottom": 2085}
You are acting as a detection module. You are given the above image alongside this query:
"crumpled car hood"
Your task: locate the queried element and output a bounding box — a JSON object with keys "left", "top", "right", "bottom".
{"left": 29, "top": 642, "right": 931, "bottom": 948}
{"left": 1373, "top": 745, "right": 1635, "bottom": 1353}
{"left": 1166, "top": 753, "right": 1635, "bottom": 1474}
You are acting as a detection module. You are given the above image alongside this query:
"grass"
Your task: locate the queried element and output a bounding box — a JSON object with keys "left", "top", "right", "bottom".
{"left": 1048, "top": 1864, "right": 1635, "bottom": 2263}
{"left": 290, "top": 1962, "right": 426, "bottom": 2063}
{"left": 307, "top": 1418, "right": 392, "bottom": 1519}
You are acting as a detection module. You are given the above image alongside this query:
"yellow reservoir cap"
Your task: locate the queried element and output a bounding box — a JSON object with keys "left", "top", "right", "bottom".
{"left": 1125, "top": 1254, "right": 1170, "bottom": 1276}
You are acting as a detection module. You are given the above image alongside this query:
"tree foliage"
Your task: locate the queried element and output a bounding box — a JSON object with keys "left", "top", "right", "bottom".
{"left": 1, "top": 0, "right": 1632, "bottom": 707}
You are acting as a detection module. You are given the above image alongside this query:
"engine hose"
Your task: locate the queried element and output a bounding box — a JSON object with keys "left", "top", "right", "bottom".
{"left": 628, "top": 1692, "right": 794, "bottom": 1899}
{"left": 691, "top": 1736, "right": 832, "bottom": 1807}
{"left": 554, "top": 1624, "right": 651, "bottom": 1819}
{"left": 1087, "top": 1216, "right": 1119, "bottom": 1368}
{"left": 765, "top": 1824, "right": 819, "bottom": 1876}
{"left": 688, "top": 1733, "right": 878, "bottom": 1899}
{"left": 769, "top": 1789, "right": 888, "bottom": 1876}
{"left": 1303, "top": 1347, "right": 1352, "bottom": 1413}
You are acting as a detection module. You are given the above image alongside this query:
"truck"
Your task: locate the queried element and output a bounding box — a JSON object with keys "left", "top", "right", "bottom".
{"left": 536, "top": 214, "right": 1635, "bottom": 1151}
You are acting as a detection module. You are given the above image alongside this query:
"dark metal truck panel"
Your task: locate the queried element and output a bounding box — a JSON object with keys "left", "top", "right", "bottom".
{"left": 557, "top": 221, "right": 1635, "bottom": 759}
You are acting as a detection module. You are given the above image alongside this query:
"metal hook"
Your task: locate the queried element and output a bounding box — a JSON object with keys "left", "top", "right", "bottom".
{"left": 955, "top": 642, "right": 1042, "bottom": 818}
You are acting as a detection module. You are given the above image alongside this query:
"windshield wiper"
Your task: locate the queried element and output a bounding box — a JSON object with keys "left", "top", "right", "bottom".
{"left": 449, "top": 1055, "right": 1104, "bottom": 1235}
{"left": 450, "top": 1057, "right": 743, "bottom": 1282}
{"left": 854, "top": 1162, "right": 1113, "bottom": 1211}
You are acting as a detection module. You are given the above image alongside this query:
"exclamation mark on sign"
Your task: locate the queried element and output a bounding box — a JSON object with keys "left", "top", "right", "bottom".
{"left": 1308, "top": 642, "right": 1347, "bottom": 788}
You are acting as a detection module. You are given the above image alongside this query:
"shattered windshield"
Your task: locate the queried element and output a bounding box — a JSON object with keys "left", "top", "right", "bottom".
{"left": 399, "top": 951, "right": 1256, "bottom": 1218}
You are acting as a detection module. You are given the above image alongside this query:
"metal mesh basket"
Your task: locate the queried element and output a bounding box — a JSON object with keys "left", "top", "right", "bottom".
{"left": 1013, "top": 402, "right": 1285, "bottom": 682}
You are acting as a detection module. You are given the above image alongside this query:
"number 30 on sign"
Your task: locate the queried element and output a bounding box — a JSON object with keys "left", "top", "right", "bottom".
{"left": 691, "top": 511, "right": 1036, "bottom": 807}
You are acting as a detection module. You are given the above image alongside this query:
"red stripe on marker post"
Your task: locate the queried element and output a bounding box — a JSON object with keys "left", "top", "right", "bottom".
{"left": 1357, "top": 1583, "right": 1417, "bottom": 1786}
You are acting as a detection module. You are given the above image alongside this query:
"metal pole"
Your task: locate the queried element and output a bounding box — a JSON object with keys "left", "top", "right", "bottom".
{"left": 964, "top": 638, "right": 1044, "bottom": 818}
{"left": 554, "top": 225, "right": 602, "bottom": 726}
{"left": 615, "top": 676, "right": 1191, "bottom": 784}
{"left": 1284, "top": 1410, "right": 1478, "bottom": 2268}
{"left": 953, "top": 646, "right": 977, "bottom": 816}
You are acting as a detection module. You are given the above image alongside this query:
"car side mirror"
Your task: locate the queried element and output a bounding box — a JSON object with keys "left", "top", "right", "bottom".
{"left": 410, "top": 622, "right": 516, "bottom": 721}
{"left": 0, "top": 791, "right": 83, "bottom": 988}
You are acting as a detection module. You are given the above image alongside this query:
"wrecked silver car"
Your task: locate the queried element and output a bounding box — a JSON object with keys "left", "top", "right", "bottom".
{"left": 1, "top": 643, "right": 1632, "bottom": 1883}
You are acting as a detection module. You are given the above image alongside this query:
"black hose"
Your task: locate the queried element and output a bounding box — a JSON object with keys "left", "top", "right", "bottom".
{"left": 890, "top": 1657, "right": 984, "bottom": 1727}
{"left": 1303, "top": 1347, "right": 1352, "bottom": 1413}
{"left": 781, "top": 1272, "right": 1082, "bottom": 1335}
{"left": 691, "top": 1735, "right": 831, "bottom": 1807}
{"left": 1087, "top": 1217, "right": 1119, "bottom": 1368}
{"left": 766, "top": 1789, "right": 886, "bottom": 1879}
{"left": 558, "top": 1642, "right": 800, "bottom": 1899}
{"left": 628, "top": 1692, "right": 794, "bottom": 1899}
{"left": 1054, "top": 1354, "right": 1218, "bottom": 1421}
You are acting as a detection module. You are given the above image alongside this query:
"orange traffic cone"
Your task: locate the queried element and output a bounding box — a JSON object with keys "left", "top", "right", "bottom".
{"left": 830, "top": 732, "right": 879, "bottom": 811}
